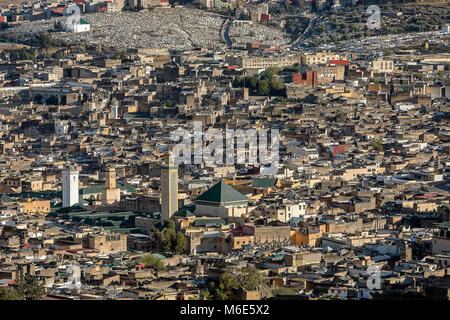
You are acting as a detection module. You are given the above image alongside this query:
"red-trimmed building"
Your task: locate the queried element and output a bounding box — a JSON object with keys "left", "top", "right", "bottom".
{"left": 330, "top": 144, "right": 351, "bottom": 158}
{"left": 293, "top": 71, "right": 318, "bottom": 86}
{"left": 329, "top": 60, "right": 349, "bottom": 66}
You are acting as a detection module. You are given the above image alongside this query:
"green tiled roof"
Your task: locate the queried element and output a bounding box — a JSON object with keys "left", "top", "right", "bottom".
{"left": 80, "top": 186, "right": 103, "bottom": 195}
{"left": 80, "top": 183, "right": 136, "bottom": 195}
{"left": 151, "top": 253, "right": 166, "bottom": 260}
{"left": 105, "top": 227, "right": 140, "bottom": 234}
{"left": 173, "top": 207, "right": 195, "bottom": 218}
{"left": 195, "top": 181, "right": 248, "bottom": 204}
{"left": 6, "top": 190, "right": 62, "bottom": 200}
{"left": 124, "top": 112, "right": 151, "bottom": 119}
{"left": 251, "top": 177, "right": 278, "bottom": 188}
{"left": 193, "top": 218, "right": 225, "bottom": 227}
{"left": 117, "top": 182, "right": 137, "bottom": 193}
{"left": 0, "top": 194, "right": 14, "bottom": 203}
{"left": 55, "top": 203, "right": 87, "bottom": 213}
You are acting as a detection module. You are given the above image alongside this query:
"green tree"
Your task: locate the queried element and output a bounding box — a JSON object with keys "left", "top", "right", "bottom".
{"left": 174, "top": 231, "right": 187, "bottom": 254}
{"left": 114, "top": 51, "right": 128, "bottom": 60}
{"left": 46, "top": 95, "right": 59, "bottom": 105}
{"left": 72, "top": 46, "right": 85, "bottom": 54}
{"left": 266, "top": 67, "right": 279, "bottom": 76}
{"left": 269, "top": 76, "right": 285, "bottom": 96}
{"left": 232, "top": 75, "right": 242, "bottom": 87}
{"left": 53, "top": 51, "right": 64, "bottom": 59}
{"left": 10, "top": 94, "right": 21, "bottom": 103}
{"left": 238, "top": 12, "right": 250, "bottom": 21}
{"left": 335, "top": 111, "right": 347, "bottom": 122}
{"left": 0, "top": 287, "right": 21, "bottom": 300}
{"left": 271, "top": 286, "right": 298, "bottom": 296}
{"left": 54, "top": 21, "right": 63, "bottom": 30}
{"left": 202, "top": 290, "right": 212, "bottom": 300}
{"left": 260, "top": 69, "right": 275, "bottom": 81}
{"left": 9, "top": 48, "right": 35, "bottom": 61}
{"left": 208, "top": 272, "right": 238, "bottom": 300}
{"left": 235, "top": 266, "right": 266, "bottom": 291}
{"left": 17, "top": 275, "right": 44, "bottom": 300}
{"left": 34, "top": 94, "right": 43, "bottom": 104}
{"left": 369, "top": 141, "right": 383, "bottom": 153}
{"left": 258, "top": 79, "right": 270, "bottom": 96}
{"left": 152, "top": 220, "right": 187, "bottom": 255}
{"left": 244, "top": 76, "right": 258, "bottom": 90}
{"left": 139, "top": 254, "right": 167, "bottom": 271}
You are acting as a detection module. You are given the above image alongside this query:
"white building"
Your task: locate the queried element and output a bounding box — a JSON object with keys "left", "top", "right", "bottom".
{"left": 432, "top": 224, "right": 450, "bottom": 256}
{"left": 67, "top": 18, "right": 90, "bottom": 33}
{"left": 395, "top": 102, "right": 415, "bottom": 112}
{"left": 62, "top": 166, "right": 79, "bottom": 207}
{"left": 263, "top": 201, "right": 307, "bottom": 223}
{"left": 54, "top": 119, "right": 68, "bottom": 136}
{"left": 442, "top": 25, "right": 450, "bottom": 33}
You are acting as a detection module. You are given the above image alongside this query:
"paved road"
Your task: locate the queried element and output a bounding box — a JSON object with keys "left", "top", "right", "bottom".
{"left": 290, "top": 15, "right": 318, "bottom": 47}
{"left": 221, "top": 17, "right": 233, "bottom": 48}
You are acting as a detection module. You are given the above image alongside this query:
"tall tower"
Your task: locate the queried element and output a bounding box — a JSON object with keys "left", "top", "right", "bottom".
{"left": 161, "top": 153, "right": 178, "bottom": 222}
{"left": 62, "top": 166, "right": 79, "bottom": 207}
{"left": 105, "top": 167, "right": 116, "bottom": 189}
{"left": 111, "top": 98, "right": 119, "bottom": 119}
{"left": 102, "top": 167, "right": 121, "bottom": 204}
{"left": 400, "top": 241, "right": 412, "bottom": 261}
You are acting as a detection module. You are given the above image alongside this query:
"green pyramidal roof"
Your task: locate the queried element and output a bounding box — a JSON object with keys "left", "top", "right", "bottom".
{"left": 0, "top": 194, "right": 14, "bottom": 203}
{"left": 195, "top": 181, "right": 248, "bottom": 204}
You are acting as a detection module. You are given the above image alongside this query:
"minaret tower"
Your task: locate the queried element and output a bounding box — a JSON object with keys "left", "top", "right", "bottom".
{"left": 161, "top": 153, "right": 178, "bottom": 222}
{"left": 102, "top": 167, "right": 121, "bottom": 204}
{"left": 111, "top": 98, "right": 119, "bottom": 119}
{"left": 62, "top": 166, "right": 79, "bottom": 207}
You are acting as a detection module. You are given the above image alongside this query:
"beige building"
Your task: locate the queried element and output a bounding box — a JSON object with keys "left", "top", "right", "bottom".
{"left": 285, "top": 251, "right": 322, "bottom": 267}
{"left": 302, "top": 51, "right": 340, "bottom": 65}
{"left": 82, "top": 233, "right": 127, "bottom": 254}
{"left": 371, "top": 59, "right": 394, "bottom": 73}
{"left": 341, "top": 164, "right": 382, "bottom": 181}
{"left": 285, "top": 83, "right": 314, "bottom": 100}
{"left": 240, "top": 54, "right": 302, "bottom": 69}
{"left": 20, "top": 199, "right": 51, "bottom": 215}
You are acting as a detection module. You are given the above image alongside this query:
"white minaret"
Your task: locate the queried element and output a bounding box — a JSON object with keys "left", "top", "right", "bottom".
{"left": 62, "top": 166, "right": 79, "bottom": 207}
{"left": 161, "top": 153, "right": 178, "bottom": 222}
{"left": 111, "top": 98, "right": 119, "bottom": 119}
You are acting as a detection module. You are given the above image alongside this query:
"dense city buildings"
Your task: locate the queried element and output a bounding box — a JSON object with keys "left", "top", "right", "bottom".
{"left": 0, "top": 0, "right": 448, "bottom": 303}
